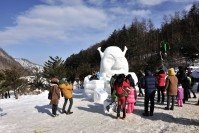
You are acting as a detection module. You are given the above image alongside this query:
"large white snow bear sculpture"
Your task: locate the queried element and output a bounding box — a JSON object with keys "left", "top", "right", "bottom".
{"left": 97, "top": 46, "right": 129, "bottom": 79}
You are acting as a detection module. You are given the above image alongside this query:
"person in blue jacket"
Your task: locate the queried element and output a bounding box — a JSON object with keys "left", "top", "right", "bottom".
{"left": 142, "top": 69, "right": 158, "bottom": 116}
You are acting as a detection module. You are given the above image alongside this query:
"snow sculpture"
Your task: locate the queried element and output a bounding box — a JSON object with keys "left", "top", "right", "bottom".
{"left": 97, "top": 46, "right": 129, "bottom": 79}
{"left": 83, "top": 46, "right": 138, "bottom": 105}
{"left": 83, "top": 75, "right": 105, "bottom": 99}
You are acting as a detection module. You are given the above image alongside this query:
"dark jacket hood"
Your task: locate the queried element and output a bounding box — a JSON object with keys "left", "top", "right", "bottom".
{"left": 145, "top": 70, "right": 152, "bottom": 76}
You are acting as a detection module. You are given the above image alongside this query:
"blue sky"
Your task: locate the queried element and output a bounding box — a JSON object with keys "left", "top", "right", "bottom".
{"left": 0, "top": 0, "right": 197, "bottom": 65}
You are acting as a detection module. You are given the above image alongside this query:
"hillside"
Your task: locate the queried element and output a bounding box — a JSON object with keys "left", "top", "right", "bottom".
{"left": 15, "top": 58, "right": 43, "bottom": 72}
{"left": 0, "top": 48, "right": 22, "bottom": 69}
{"left": 0, "top": 48, "right": 43, "bottom": 72}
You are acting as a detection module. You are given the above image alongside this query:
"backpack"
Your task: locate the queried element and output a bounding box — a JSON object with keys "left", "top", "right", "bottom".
{"left": 48, "top": 91, "right": 52, "bottom": 100}
{"left": 48, "top": 87, "right": 53, "bottom": 100}
{"left": 186, "top": 76, "right": 192, "bottom": 89}
{"left": 115, "top": 87, "right": 128, "bottom": 97}
{"left": 111, "top": 90, "right": 118, "bottom": 102}
{"left": 187, "top": 76, "right": 191, "bottom": 85}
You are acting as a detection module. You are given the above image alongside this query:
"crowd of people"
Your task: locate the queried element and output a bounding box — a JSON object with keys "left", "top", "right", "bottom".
{"left": 48, "top": 66, "right": 198, "bottom": 119}
{"left": 109, "top": 66, "right": 198, "bottom": 120}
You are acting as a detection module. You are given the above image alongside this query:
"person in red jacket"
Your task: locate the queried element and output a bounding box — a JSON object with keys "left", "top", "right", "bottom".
{"left": 156, "top": 69, "right": 167, "bottom": 104}
{"left": 114, "top": 74, "right": 130, "bottom": 120}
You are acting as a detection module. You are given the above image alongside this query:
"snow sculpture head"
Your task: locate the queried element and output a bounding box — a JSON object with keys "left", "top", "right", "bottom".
{"left": 97, "top": 46, "right": 129, "bottom": 79}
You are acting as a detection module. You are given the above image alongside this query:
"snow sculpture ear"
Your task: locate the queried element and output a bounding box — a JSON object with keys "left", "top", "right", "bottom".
{"left": 97, "top": 47, "right": 103, "bottom": 58}
{"left": 123, "top": 46, "right": 128, "bottom": 56}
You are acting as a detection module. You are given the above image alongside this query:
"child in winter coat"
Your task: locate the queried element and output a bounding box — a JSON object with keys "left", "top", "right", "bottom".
{"left": 126, "top": 86, "right": 137, "bottom": 113}
{"left": 177, "top": 83, "right": 184, "bottom": 107}
{"left": 125, "top": 74, "right": 137, "bottom": 113}
{"left": 106, "top": 90, "right": 118, "bottom": 112}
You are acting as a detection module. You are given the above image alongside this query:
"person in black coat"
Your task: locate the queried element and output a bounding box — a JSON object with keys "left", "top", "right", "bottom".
{"left": 142, "top": 69, "right": 158, "bottom": 116}
{"left": 137, "top": 70, "right": 144, "bottom": 97}
{"left": 176, "top": 66, "right": 189, "bottom": 103}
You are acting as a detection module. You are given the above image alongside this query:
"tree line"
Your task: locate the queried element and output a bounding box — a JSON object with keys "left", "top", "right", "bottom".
{"left": 0, "top": 66, "right": 47, "bottom": 99}
{"left": 43, "top": 2, "right": 198, "bottom": 82}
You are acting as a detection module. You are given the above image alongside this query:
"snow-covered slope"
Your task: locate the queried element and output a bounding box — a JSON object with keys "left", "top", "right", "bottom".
{"left": 15, "top": 58, "right": 43, "bottom": 72}
{"left": 0, "top": 90, "right": 198, "bottom": 133}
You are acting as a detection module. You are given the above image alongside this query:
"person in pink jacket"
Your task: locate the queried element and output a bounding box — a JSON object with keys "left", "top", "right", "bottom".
{"left": 177, "top": 83, "right": 184, "bottom": 107}
{"left": 125, "top": 74, "right": 137, "bottom": 113}
{"left": 126, "top": 87, "right": 137, "bottom": 113}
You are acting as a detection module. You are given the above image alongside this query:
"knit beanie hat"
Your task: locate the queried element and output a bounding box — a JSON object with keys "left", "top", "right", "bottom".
{"left": 59, "top": 80, "right": 66, "bottom": 85}
{"left": 50, "top": 78, "right": 59, "bottom": 84}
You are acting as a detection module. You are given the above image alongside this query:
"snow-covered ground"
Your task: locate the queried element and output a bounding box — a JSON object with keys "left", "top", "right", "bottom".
{"left": 0, "top": 89, "right": 199, "bottom": 133}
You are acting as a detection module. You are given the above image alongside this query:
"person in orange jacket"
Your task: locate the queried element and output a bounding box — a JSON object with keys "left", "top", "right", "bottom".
{"left": 59, "top": 80, "right": 73, "bottom": 114}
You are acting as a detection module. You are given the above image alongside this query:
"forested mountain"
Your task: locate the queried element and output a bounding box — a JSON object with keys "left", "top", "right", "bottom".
{"left": 59, "top": 2, "right": 199, "bottom": 81}
{"left": 0, "top": 49, "right": 45, "bottom": 98}
{"left": 0, "top": 48, "right": 22, "bottom": 69}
